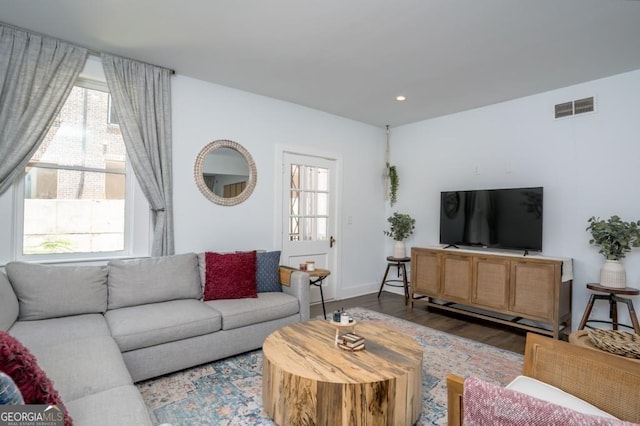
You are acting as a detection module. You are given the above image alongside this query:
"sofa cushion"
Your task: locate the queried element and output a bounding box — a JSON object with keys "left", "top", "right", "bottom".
{"left": 6, "top": 262, "right": 107, "bottom": 321}
{"left": 463, "top": 376, "right": 628, "bottom": 426}
{"left": 107, "top": 253, "right": 201, "bottom": 309}
{"left": 9, "top": 314, "right": 111, "bottom": 349}
{"left": 105, "top": 299, "right": 222, "bottom": 352}
{"left": 0, "top": 331, "right": 72, "bottom": 425}
{"left": 197, "top": 252, "right": 207, "bottom": 293}
{"left": 506, "top": 375, "right": 618, "bottom": 419}
{"left": 34, "top": 337, "right": 133, "bottom": 402}
{"left": 257, "top": 251, "right": 282, "bottom": 292}
{"left": 203, "top": 251, "right": 258, "bottom": 301}
{"left": 0, "top": 372, "right": 24, "bottom": 404}
{"left": 205, "top": 292, "right": 299, "bottom": 330}
{"left": 65, "top": 385, "right": 152, "bottom": 426}
{"left": 0, "top": 272, "right": 19, "bottom": 331}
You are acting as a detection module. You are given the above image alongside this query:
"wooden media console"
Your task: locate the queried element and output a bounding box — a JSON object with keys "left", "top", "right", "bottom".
{"left": 410, "top": 247, "right": 572, "bottom": 339}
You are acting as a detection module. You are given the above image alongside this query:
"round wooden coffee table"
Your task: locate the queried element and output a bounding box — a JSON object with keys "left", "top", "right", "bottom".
{"left": 262, "top": 319, "right": 423, "bottom": 425}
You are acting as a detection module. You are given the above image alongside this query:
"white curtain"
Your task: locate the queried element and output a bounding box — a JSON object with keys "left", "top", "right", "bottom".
{"left": 0, "top": 24, "right": 87, "bottom": 195}
{"left": 101, "top": 54, "right": 174, "bottom": 256}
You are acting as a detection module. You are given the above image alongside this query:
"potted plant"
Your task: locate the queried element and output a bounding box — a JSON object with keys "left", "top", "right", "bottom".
{"left": 586, "top": 215, "right": 640, "bottom": 288}
{"left": 384, "top": 212, "right": 415, "bottom": 258}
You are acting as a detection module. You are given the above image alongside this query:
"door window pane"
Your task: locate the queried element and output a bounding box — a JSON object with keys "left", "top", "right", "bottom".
{"left": 316, "top": 218, "right": 328, "bottom": 240}
{"left": 288, "top": 164, "right": 329, "bottom": 242}
{"left": 317, "top": 193, "right": 328, "bottom": 216}
{"left": 317, "top": 168, "right": 328, "bottom": 191}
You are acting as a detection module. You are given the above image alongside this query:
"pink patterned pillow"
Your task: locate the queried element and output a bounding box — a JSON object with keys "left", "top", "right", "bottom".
{"left": 463, "top": 376, "right": 632, "bottom": 426}
{"left": 0, "top": 331, "right": 72, "bottom": 426}
{"left": 203, "top": 251, "right": 258, "bottom": 301}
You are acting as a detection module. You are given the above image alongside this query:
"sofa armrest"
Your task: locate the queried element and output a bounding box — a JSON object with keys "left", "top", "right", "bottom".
{"left": 0, "top": 271, "right": 19, "bottom": 331}
{"left": 280, "top": 269, "right": 310, "bottom": 322}
{"left": 446, "top": 373, "right": 465, "bottom": 426}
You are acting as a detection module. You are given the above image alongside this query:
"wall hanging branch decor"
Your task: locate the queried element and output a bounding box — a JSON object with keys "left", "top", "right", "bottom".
{"left": 384, "top": 125, "right": 390, "bottom": 202}
{"left": 384, "top": 125, "right": 399, "bottom": 207}
{"left": 389, "top": 165, "right": 398, "bottom": 207}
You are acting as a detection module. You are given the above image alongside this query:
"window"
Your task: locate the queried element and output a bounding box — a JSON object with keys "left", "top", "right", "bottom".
{"left": 19, "top": 80, "right": 130, "bottom": 257}
{"left": 107, "top": 94, "right": 119, "bottom": 125}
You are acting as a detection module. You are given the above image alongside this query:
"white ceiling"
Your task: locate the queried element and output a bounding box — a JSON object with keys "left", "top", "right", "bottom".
{"left": 2, "top": 0, "right": 640, "bottom": 127}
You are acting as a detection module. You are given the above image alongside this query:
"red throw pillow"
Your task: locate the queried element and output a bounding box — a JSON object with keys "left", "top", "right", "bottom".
{"left": 204, "top": 251, "right": 258, "bottom": 301}
{"left": 0, "top": 331, "right": 72, "bottom": 426}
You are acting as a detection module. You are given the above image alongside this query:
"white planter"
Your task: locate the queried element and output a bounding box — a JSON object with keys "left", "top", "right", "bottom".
{"left": 600, "top": 259, "right": 626, "bottom": 288}
{"left": 393, "top": 241, "right": 406, "bottom": 259}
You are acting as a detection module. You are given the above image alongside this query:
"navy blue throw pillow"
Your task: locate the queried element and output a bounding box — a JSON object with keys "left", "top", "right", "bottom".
{"left": 256, "top": 251, "right": 282, "bottom": 292}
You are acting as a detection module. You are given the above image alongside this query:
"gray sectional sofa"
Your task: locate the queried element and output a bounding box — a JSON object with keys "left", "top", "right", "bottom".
{"left": 0, "top": 252, "right": 310, "bottom": 425}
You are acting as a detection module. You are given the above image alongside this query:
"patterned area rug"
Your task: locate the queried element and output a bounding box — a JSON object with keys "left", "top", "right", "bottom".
{"left": 137, "top": 307, "right": 523, "bottom": 425}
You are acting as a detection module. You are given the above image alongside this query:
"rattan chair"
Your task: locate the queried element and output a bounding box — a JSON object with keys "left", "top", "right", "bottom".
{"left": 446, "top": 333, "right": 640, "bottom": 425}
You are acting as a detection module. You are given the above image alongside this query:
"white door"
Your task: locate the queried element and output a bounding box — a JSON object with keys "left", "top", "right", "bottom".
{"left": 282, "top": 153, "right": 338, "bottom": 304}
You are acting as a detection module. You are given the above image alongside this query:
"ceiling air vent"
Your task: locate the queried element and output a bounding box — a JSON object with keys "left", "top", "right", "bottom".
{"left": 574, "top": 97, "right": 595, "bottom": 115}
{"left": 554, "top": 96, "right": 595, "bottom": 119}
{"left": 554, "top": 102, "right": 574, "bottom": 119}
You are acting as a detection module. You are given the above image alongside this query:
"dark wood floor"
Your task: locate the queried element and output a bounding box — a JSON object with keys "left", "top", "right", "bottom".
{"left": 310, "top": 291, "right": 527, "bottom": 354}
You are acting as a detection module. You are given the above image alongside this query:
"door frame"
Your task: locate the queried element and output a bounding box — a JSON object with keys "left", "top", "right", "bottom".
{"left": 275, "top": 144, "right": 343, "bottom": 300}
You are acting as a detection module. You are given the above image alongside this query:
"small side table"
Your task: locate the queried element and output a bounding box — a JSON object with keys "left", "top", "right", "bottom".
{"left": 377, "top": 256, "right": 411, "bottom": 305}
{"left": 308, "top": 268, "right": 331, "bottom": 319}
{"left": 577, "top": 283, "right": 640, "bottom": 334}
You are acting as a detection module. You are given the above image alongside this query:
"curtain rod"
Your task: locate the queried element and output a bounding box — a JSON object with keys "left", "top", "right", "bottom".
{"left": 1, "top": 21, "right": 176, "bottom": 75}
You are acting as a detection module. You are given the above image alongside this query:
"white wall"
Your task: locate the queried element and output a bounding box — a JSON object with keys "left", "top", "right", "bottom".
{"left": 0, "top": 72, "right": 387, "bottom": 301}
{"left": 2, "top": 57, "right": 639, "bottom": 328}
{"left": 171, "top": 76, "right": 386, "bottom": 298}
{"left": 390, "top": 69, "right": 640, "bottom": 330}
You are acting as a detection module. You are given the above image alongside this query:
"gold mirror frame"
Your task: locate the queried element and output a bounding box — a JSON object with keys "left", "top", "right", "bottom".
{"left": 194, "top": 139, "right": 257, "bottom": 206}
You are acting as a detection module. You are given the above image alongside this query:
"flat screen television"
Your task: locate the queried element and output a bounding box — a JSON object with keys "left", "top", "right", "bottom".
{"left": 439, "top": 187, "right": 543, "bottom": 252}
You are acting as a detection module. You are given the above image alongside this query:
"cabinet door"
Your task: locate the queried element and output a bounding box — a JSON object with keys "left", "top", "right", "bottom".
{"left": 510, "top": 261, "right": 556, "bottom": 321}
{"left": 411, "top": 250, "right": 440, "bottom": 296}
{"left": 472, "top": 257, "right": 509, "bottom": 311}
{"left": 441, "top": 255, "right": 472, "bottom": 303}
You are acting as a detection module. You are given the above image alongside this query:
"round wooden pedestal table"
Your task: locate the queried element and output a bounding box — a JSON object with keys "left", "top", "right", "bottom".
{"left": 262, "top": 320, "right": 423, "bottom": 426}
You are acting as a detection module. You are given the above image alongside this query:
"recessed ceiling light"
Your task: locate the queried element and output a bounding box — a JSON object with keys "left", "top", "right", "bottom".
{"left": 396, "top": 95, "right": 406, "bottom": 101}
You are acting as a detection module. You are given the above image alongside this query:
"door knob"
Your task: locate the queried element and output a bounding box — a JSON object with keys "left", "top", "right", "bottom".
{"left": 330, "top": 236, "right": 336, "bottom": 248}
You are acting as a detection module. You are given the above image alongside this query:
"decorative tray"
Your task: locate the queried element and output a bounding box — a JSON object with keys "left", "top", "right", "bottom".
{"left": 329, "top": 319, "right": 357, "bottom": 327}
{"left": 588, "top": 329, "right": 640, "bottom": 359}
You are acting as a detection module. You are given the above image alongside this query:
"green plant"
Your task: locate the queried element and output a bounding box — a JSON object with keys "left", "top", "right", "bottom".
{"left": 384, "top": 212, "right": 415, "bottom": 241}
{"left": 388, "top": 165, "right": 398, "bottom": 206}
{"left": 23, "top": 239, "right": 75, "bottom": 255}
{"left": 586, "top": 215, "right": 640, "bottom": 260}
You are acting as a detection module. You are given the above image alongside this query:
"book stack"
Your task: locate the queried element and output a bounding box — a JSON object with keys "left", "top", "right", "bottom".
{"left": 338, "top": 332, "right": 365, "bottom": 351}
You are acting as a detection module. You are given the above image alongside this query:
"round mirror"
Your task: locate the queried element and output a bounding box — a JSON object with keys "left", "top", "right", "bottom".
{"left": 194, "top": 140, "right": 257, "bottom": 206}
